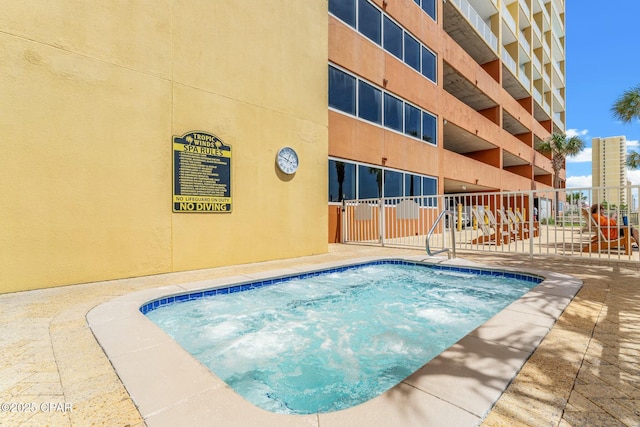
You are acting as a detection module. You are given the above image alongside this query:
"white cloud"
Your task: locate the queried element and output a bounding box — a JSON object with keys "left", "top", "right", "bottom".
{"left": 627, "top": 139, "right": 639, "bottom": 148}
{"left": 566, "top": 175, "right": 592, "bottom": 188}
{"left": 566, "top": 128, "right": 589, "bottom": 138}
{"left": 628, "top": 169, "right": 640, "bottom": 185}
{"left": 566, "top": 147, "right": 592, "bottom": 163}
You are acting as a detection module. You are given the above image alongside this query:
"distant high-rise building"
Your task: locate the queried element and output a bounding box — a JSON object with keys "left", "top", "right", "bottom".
{"left": 592, "top": 136, "right": 628, "bottom": 206}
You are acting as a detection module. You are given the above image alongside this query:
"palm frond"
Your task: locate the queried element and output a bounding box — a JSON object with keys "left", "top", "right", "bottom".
{"left": 611, "top": 84, "right": 640, "bottom": 123}
{"left": 627, "top": 151, "right": 640, "bottom": 169}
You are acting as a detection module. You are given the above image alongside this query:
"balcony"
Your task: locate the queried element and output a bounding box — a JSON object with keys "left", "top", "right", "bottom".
{"left": 443, "top": 0, "right": 499, "bottom": 65}
{"left": 552, "top": 87, "right": 565, "bottom": 109}
{"left": 519, "top": 0, "right": 531, "bottom": 20}
{"left": 532, "top": 55, "right": 542, "bottom": 75}
{"left": 519, "top": 31, "right": 531, "bottom": 54}
{"left": 502, "top": 50, "right": 518, "bottom": 75}
{"left": 553, "top": 112, "right": 564, "bottom": 130}
{"left": 533, "top": 87, "right": 542, "bottom": 104}
{"left": 532, "top": 86, "right": 551, "bottom": 123}
{"left": 502, "top": 50, "right": 530, "bottom": 102}
{"left": 552, "top": 60, "right": 564, "bottom": 86}
{"left": 552, "top": 34, "right": 565, "bottom": 59}
{"left": 519, "top": 72, "right": 531, "bottom": 91}
{"left": 532, "top": 22, "right": 542, "bottom": 45}
{"left": 551, "top": 5, "right": 564, "bottom": 35}
{"left": 442, "top": 62, "right": 499, "bottom": 113}
{"left": 502, "top": 4, "right": 517, "bottom": 36}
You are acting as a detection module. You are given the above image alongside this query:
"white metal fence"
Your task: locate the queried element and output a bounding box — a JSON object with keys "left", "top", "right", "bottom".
{"left": 340, "top": 185, "right": 640, "bottom": 261}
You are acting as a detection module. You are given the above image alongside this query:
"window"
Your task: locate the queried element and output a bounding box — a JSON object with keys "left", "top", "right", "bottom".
{"left": 329, "top": 0, "right": 356, "bottom": 27}
{"left": 328, "top": 160, "right": 438, "bottom": 203}
{"left": 329, "top": 160, "right": 356, "bottom": 202}
{"left": 421, "top": 46, "right": 437, "bottom": 82}
{"left": 383, "top": 16, "right": 403, "bottom": 60}
{"left": 404, "top": 33, "right": 421, "bottom": 72}
{"left": 329, "top": 66, "right": 356, "bottom": 115}
{"left": 384, "top": 93, "right": 403, "bottom": 132}
{"left": 358, "top": 81, "right": 382, "bottom": 124}
{"left": 423, "top": 176, "right": 438, "bottom": 206}
{"left": 383, "top": 170, "right": 403, "bottom": 197}
{"left": 405, "top": 174, "right": 422, "bottom": 197}
{"left": 332, "top": 0, "right": 437, "bottom": 86}
{"left": 422, "top": 111, "right": 437, "bottom": 145}
{"left": 329, "top": 65, "right": 438, "bottom": 144}
{"left": 358, "top": 0, "right": 381, "bottom": 44}
{"left": 404, "top": 104, "right": 421, "bottom": 139}
{"left": 421, "top": 0, "right": 436, "bottom": 20}
{"left": 422, "top": 177, "right": 437, "bottom": 195}
{"left": 358, "top": 165, "right": 383, "bottom": 198}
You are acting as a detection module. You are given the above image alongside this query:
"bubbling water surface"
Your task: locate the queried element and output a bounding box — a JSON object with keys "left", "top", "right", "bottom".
{"left": 146, "top": 263, "right": 537, "bottom": 414}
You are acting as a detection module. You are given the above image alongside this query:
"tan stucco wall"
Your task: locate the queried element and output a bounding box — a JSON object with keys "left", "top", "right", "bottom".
{"left": 0, "top": 1, "right": 328, "bottom": 293}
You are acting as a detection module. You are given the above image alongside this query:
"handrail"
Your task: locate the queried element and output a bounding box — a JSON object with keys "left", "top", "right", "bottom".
{"left": 426, "top": 210, "right": 456, "bottom": 258}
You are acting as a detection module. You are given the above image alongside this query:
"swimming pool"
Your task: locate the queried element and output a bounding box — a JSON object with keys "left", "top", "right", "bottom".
{"left": 88, "top": 255, "right": 581, "bottom": 426}
{"left": 143, "top": 260, "right": 542, "bottom": 414}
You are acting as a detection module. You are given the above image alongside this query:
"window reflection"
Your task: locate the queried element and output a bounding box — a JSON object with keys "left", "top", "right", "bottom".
{"left": 404, "top": 104, "right": 421, "bottom": 139}
{"left": 422, "top": 112, "right": 436, "bottom": 145}
{"left": 329, "top": 65, "right": 438, "bottom": 145}
{"left": 421, "top": 0, "right": 436, "bottom": 20}
{"left": 329, "top": 160, "right": 356, "bottom": 202}
{"left": 384, "top": 93, "right": 403, "bottom": 132}
{"left": 423, "top": 176, "right": 438, "bottom": 206}
{"left": 358, "top": 81, "right": 382, "bottom": 124}
{"left": 358, "top": 0, "right": 381, "bottom": 44}
{"left": 330, "top": 160, "right": 438, "bottom": 202}
{"left": 404, "top": 33, "right": 420, "bottom": 72}
{"left": 384, "top": 170, "right": 403, "bottom": 197}
{"left": 421, "top": 47, "right": 436, "bottom": 82}
{"left": 383, "top": 17, "right": 403, "bottom": 60}
{"left": 405, "top": 174, "right": 421, "bottom": 197}
{"left": 329, "top": 66, "right": 356, "bottom": 115}
{"left": 329, "top": 0, "right": 356, "bottom": 27}
{"left": 358, "top": 165, "right": 382, "bottom": 199}
{"left": 331, "top": 0, "right": 437, "bottom": 84}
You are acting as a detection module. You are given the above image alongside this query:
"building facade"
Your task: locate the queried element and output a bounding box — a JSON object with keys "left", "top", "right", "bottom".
{"left": 592, "top": 136, "right": 628, "bottom": 207}
{"left": 1, "top": 0, "right": 568, "bottom": 293}
{"left": 1, "top": 1, "right": 329, "bottom": 293}
{"left": 327, "top": 0, "right": 566, "bottom": 241}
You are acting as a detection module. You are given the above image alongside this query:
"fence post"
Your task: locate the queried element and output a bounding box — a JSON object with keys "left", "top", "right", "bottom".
{"left": 379, "top": 198, "right": 385, "bottom": 246}
{"left": 341, "top": 200, "right": 346, "bottom": 243}
{"left": 528, "top": 192, "right": 534, "bottom": 258}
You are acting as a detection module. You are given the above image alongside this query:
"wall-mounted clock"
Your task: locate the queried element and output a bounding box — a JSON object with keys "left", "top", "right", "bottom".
{"left": 276, "top": 146, "right": 299, "bottom": 175}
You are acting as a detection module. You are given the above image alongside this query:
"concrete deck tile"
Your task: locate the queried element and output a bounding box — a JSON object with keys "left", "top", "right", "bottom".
{"left": 404, "top": 335, "right": 530, "bottom": 418}
{"left": 469, "top": 311, "right": 552, "bottom": 352}
{"left": 144, "top": 386, "right": 319, "bottom": 427}
{"left": 108, "top": 339, "right": 225, "bottom": 418}
{"left": 318, "top": 382, "right": 481, "bottom": 427}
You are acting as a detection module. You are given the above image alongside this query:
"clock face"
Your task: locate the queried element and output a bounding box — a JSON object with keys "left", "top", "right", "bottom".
{"left": 276, "top": 147, "right": 299, "bottom": 175}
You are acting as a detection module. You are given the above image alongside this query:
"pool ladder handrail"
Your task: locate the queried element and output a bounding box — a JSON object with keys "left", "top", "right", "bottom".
{"left": 426, "top": 209, "right": 456, "bottom": 259}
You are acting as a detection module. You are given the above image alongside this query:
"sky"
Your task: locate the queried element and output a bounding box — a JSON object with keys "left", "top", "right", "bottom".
{"left": 564, "top": 1, "right": 640, "bottom": 187}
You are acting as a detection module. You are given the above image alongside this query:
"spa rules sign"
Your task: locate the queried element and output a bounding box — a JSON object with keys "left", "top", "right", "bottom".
{"left": 172, "top": 131, "right": 232, "bottom": 212}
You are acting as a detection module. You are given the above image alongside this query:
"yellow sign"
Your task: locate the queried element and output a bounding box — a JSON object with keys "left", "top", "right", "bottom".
{"left": 172, "top": 131, "right": 232, "bottom": 213}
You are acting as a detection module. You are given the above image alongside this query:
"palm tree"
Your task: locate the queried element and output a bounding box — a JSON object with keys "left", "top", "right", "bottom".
{"left": 536, "top": 133, "right": 586, "bottom": 190}
{"left": 537, "top": 133, "right": 585, "bottom": 218}
{"left": 611, "top": 84, "right": 640, "bottom": 169}
{"left": 627, "top": 151, "right": 640, "bottom": 169}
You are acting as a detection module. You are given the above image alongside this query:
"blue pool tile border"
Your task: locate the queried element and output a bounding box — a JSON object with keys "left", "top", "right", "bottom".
{"left": 139, "top": 259, "right": 544, "bottom": 315}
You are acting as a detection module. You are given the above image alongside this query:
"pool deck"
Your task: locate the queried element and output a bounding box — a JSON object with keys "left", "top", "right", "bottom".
{"left": 1, "top": 244, "right": 639, "bottom": 426}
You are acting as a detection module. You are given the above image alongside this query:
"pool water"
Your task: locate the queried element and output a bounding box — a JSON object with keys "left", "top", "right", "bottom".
{"left": 145, "top": 262, "right": 539, "bottom": 414}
